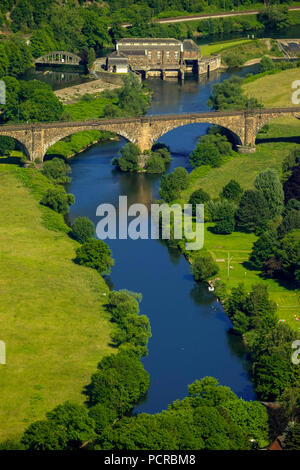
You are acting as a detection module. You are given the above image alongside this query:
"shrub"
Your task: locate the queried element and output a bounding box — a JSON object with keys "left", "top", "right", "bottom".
{"left": 75, "top": 239, "right": 114, "bottom": 275}
{"left": 259, "top": 56, "right": 274, "bottom": 73}
{"left": 145, "top": 153, "right": 165, "bottom": 174}
{"left": 159, "top": 167, "right": 188, "bottom": 202}
{"left": 40, "top": 187, "right": 74, "bottom": 215}
{"left": 42, "top": 157, "right": 71, "bottom": 184}
{"left": 117, "top": 143, "right": 140, "bottom": 172}
{"left": 71, "top": 216, "right": 95, "bottom": 243}
{"left": 220, "top": 180, "right": 243, "bottom": 202}
{"left": 191, "top": 253, "right": 219, "bottom": 281}
{"left": 189, "top": 189, "right": 211, "bottom": 216}
{"left": 190, "top": 133, "right": 232, "bottom": 168}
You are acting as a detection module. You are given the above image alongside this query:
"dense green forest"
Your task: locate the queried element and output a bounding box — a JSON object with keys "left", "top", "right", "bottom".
{"left": 0, "top": 0, "right": 299, "bottom": 79}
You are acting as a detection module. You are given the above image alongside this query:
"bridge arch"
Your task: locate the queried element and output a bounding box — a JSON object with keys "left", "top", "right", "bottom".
{"left": 35, "top": 51, "right": 81, "bottom": 66}
{"left": 0, "top": 133, "right": 31, "bottom": 161}
{"left": 255, "top": 114, "right": 300, "bottom": 146}
{"left": 149, "top": 120, "right": 243, "bottom": 152}
{"left": 42, "top": 126, "right": 133, "bottom": 161}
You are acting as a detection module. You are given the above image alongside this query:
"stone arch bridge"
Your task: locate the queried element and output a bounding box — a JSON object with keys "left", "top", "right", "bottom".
{"left": 0, "top": 107, "right": 299, "bottom": 161}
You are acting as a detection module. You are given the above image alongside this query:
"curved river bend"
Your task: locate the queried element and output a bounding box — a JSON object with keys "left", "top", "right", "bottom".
{"left": 67, "top": 66, "right": 257, "bottom": 414}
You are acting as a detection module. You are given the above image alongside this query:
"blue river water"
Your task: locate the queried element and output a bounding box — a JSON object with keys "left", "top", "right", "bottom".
{"left": 67, "top": 67, "right": 257, "bottom": 413}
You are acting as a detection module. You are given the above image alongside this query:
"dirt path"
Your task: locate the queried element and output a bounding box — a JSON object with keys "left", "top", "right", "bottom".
{"left": 54, "top": 78, "right": 120, "bottom": 104}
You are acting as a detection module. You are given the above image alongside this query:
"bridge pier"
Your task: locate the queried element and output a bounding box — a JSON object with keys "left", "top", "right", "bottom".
{"left": 237, "top": 145, "right": 256, "bottom": 154}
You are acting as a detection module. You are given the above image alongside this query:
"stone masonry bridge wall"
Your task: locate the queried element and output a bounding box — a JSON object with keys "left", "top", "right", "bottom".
{"left": 0, "top": 108, "right": 299, "bottom": 161}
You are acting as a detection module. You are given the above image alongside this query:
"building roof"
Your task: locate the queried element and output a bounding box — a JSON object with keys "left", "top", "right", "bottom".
{"left": 183, "top": 39, "right": 200, "bottom": 52}
{"left": 120, "top": 49, "right": 146, "bottom": 56}
{"left": 118, "top": 38, "right": 181, "bottom": 46}
{"left": 268, "top": 439, "right": 283, "bottom": 451}
{"left": 107, "top": 51, "right": 129, "bottom": 64}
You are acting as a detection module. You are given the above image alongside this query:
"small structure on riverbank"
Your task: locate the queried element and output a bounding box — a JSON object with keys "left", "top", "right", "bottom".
{"left": 105, "top": 38, "right": 221, "bottom": 79}
{"left": 106, "top": 51, "right": 129, "bottom": 73}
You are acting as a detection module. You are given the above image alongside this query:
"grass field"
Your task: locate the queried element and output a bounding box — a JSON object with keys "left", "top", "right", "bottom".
{"left": 243, "top": 68, "right": 300, "bottom": 108}
{"left": 201, "top": 38, "right": 252, "bottom": 56}
{"left": 0, "top": 163, "right": 114, "bottom": 442}
{"left": 201, "top": 224, "right": 300, "bottom": 331}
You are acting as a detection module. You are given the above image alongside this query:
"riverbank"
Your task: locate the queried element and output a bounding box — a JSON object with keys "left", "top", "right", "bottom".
{"left": 176, "top": 114, "right": 300, "bottom": 330}
{"left": 54, "top": 78, "right": 121, "bottom": 105}
{"left": 0, "top": 161, "right": 114, "bottom": 441}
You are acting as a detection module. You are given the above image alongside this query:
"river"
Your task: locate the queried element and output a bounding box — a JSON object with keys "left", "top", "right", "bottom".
{"left": 66, "top": 65, "right": 259, "bottom": 414}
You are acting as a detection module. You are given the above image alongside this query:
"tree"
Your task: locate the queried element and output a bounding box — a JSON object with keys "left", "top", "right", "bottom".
{"left": 284, "top": 164, "right": 300, "bottom": 203}
{"left": 249, "top": 229, "right": 278, "bottom": 270}
{"left": 145, "top": 152, "right": 165, "bottom": 174}
{"left": 190, "top": 133, "right": 231, "bottom": 168}
{"left": 253, "top": 353, "right": 294, "bottom": 401}
{"left": 280, "top": 388, "right": 300, "bottom": 421}
{"left": 10, "top": 0, "right": 33, "bottom": 32}
{"left": 87, "top": 47, "right": 96, "bottom": 70}
{"left": 0, "top": 136, "right": 16, "bottom": 155}
{"left": 75, "top": 239, "right": 114, "bottom": 275}
{"left": 19, "top": 89, "right": 63, "bottom": 122}
{"left": 191, "top": 253, "right": 219, "bottom": 282}
{"left": 259, "top": 56, "right": 274, "bottom": 73}
{"left": 235, "top": 190, "right": 270, "bottom": 233}
{"left": 87, "top": 351, "right": 150, "bottom": 414}
{"left": 254, "top": 168, "right": 284, "bottom": 218}
{"left": 159, "top": 167, "right": 188, "bottom": 202}
{"left": 258, "top": 5, "right": 291, "bottom": 31}
{"left": 42, "top": 157, "right": 70, "bottom": 184}
{"left": 71, "top": 217, "right": 95, "bottom": 243}
{"left": 41, "top": 187, "right": 74, "bottom": 215}
{"left": 276, "top": 229, "right": 300, "bottom": 285}
{"left": 220, "top": 180, "right": 243, "bottom": 203}
{"left": 189, "top": 189, "right": 210, "bottom": 216}
{"left": 117, "top": 143, "right": 140, "bottom": 172}
{"left": 0, "top": 43, "right": 9, "bottom": 78}
{"left": 284, "top": 423, "right": 300, "bottom": 450}
{"left": 207, "top": 76, "right": 260, "bottom": 111}
{"left": 278, "top": 208, "right": 300, "bottom": 238}
{"left": 88, "top": 404, "right": 117, "bottom": 435}
{"left": 213, "top": 202, "right": 236, "bottom": 234}
{"left": 30, "top": 29, "right": 56, "bottom": 58}
{"left": 245, "top": 284, "right": 277, "bottom": 332}
{"left": 225, "top": 283, "right": 247, "bottom": 319}
{"left": 22, "top": 402, "right": 96, "bottom": 450}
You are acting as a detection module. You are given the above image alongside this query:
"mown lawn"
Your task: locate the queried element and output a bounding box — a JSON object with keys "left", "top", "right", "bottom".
{"left": 202, "top": 224, "right": 300, "bottom": 331}
{"left": 201, "top": 38, "right": 252, "bottom": 56}
{"left": 0, "top": 163, "right": 113, "bottom": 442}
{"left": 243, "top": 68, "right": 300, "bottom": 108}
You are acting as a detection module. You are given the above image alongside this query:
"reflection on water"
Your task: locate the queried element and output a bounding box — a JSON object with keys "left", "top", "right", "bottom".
{"left": 68, "top": 68, "right": 257, "bottom": 414}
{"left": 21, "top": 67, "right": 90, "bottom": 90}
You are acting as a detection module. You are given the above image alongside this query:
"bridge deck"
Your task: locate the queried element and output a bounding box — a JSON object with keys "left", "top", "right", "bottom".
{"left": 1, "top": 107, "right": 299, "bottom": 131}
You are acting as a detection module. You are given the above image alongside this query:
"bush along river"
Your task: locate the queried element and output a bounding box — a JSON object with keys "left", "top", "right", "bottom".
{"left": 67, "top": 66, "right": 258, "bottom": 414}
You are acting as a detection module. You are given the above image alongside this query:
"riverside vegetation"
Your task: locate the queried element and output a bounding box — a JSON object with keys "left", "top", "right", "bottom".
{"left": 0, "top": 156, "right": 279, "bottom": 451}
{"left": 156, "top": 67, "right": 300, "bottom": 416}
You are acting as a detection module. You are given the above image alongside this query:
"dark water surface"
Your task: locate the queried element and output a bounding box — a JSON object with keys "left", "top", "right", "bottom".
{"left": 67, "top": 67, "right": 257, "bottom": 414}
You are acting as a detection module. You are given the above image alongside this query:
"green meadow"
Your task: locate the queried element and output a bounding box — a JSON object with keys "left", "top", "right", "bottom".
{"left": 0, "top": 162, "right": 114, "bottom": 441}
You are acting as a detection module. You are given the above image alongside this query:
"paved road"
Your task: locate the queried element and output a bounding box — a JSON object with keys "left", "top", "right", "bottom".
{"left": 118, "top": 6, "right": 300, "bottom": 28}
